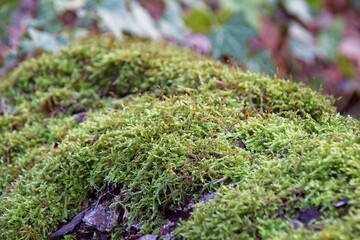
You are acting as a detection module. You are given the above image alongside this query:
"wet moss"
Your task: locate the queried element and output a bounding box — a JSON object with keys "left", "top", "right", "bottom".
{"left": 0, "top": 37, "right": 358, "bottom": 239}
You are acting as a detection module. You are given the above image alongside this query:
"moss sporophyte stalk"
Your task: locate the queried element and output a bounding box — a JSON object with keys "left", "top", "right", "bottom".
{"left": 0, "top": 37, "right": 359, "bottom": 239}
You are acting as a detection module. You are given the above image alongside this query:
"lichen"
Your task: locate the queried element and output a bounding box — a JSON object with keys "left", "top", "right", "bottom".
{"left": 0, "top": 37, "right": 358, "bottom": 240}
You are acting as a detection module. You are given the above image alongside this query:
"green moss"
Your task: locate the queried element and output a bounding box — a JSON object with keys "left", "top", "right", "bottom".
{"left": 177, "top": 113, "right": 360, "bottom": 239}
{"left": 0, "top": 37, "right": 358, "bottom": 239}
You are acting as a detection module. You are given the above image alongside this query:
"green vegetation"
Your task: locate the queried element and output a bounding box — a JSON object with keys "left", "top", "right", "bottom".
{"left": 0, "top": 37, "right": 359, "bottom": 239}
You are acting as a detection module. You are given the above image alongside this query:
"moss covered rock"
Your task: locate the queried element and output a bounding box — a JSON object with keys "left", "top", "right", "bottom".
{"left": 0, "top": 37, "right": 359, "bottom": 239}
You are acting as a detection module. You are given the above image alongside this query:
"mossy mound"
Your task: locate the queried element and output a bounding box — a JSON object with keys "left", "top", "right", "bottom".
{"left": 0, "top": 38, "right": 359, "bottom": 239}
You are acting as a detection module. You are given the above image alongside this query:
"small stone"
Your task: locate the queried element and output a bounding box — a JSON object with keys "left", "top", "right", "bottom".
{"left": 237, "top": 140, "right": 245, "bottom": 149}
{"left": 138, "top": 234, "right": 158, "bottom": 240}
{"left": 291, "top": 219, "right": 302, "bottom": 229}
{"left": 199, "top": 193, "right": 217, "bottom": 204}
{"left": 335, "top": 198, "right": 349, "bottom": 208}
{"left": 74, "top": 112, "right": 88, "bottom": 122}
{"left": 83, "top": 200, "right": 120, "bottom": 232}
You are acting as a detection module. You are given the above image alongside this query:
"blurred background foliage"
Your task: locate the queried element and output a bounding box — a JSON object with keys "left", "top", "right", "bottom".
{"left": 0, "top": 0, "right": 359, "bottom": 117}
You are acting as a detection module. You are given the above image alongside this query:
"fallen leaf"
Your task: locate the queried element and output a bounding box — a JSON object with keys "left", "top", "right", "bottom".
{"left": 209, "top": 12, "right": 256, "bottom": 63}
{"left": 297, "top": 208, "right": 320, "bottom": 225}
{"left": 186, "top": 33, "right": 211, "bottom": 55}
{"left": 340, "top": 37, "right": 360, "bottom": 67}
{"left": 142, "top": 0, "right": 165, "bottom": 20}
{"left": 50, "top": 210, "right": 85, "bottom": 238}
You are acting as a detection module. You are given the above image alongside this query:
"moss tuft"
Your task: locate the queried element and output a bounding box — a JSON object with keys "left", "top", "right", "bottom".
{"left": 0, "top": 37, "right": 358, "bottom": 239}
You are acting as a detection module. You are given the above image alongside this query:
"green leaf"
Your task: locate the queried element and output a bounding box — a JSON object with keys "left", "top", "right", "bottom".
{"left": 208, "top": 12, "right": 256, "bottom": 63}
{"left": 289, "top": 38, "right": 320, "bottom": 62}
{"left": 184, "top": 8, "right": 234, "bottom": 34}
{"left": 350, "top": 0, "right": 360, "bottom": 10}
{"left": 317, "top": 17, "right": 344, "bottom": 61}
{"left": 97, "top": 0, "right": 160, "bottom": 39}
{"left": 307, "top": 0, "right": 323, "bottom": 10}
{"left": 216, "top": 9, "right": 233, "bottom": 25}
{"left": 159, "top": 0, "right": 186, "bottom": 41}
{"left": 247, "top": 50, "right": 276, "bottom": 75}
{"left": 184, "top": 9, "right": 213, "bottom": 34}
{"left": 129, "top": 1, "right": 160, "bottom": 39}
{"left": 53, "top": 0, "right": 85, "bottom": 13}
{"left": 0, "top": 0, "right": 19, "bottom": 39}
{"left": 284, "top": 0, "right": 313, "bottom": 22}
{"left": 31, "top": 0, "right": 59, "bottom": 31}
{"left": 207, "top": 10, "right": 275, "bottom": 74}
{"left": 26, "top": 28, "right": 66, "bottom": 52}
{"left": 221, "top": 0, "right": 277, "bottom": 29}
{"left": 338, "top": 56, "right": 357, "bottom": 79}
{"left": 97, "top": 0, "right": 127, "bottom": 39}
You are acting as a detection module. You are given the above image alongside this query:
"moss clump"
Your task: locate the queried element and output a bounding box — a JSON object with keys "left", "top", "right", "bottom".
{"left": 0, "top": 37, "right": 358, "bottom": 239}
{"left": 177, "top": 113, "right": 360, "bottom": 239}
